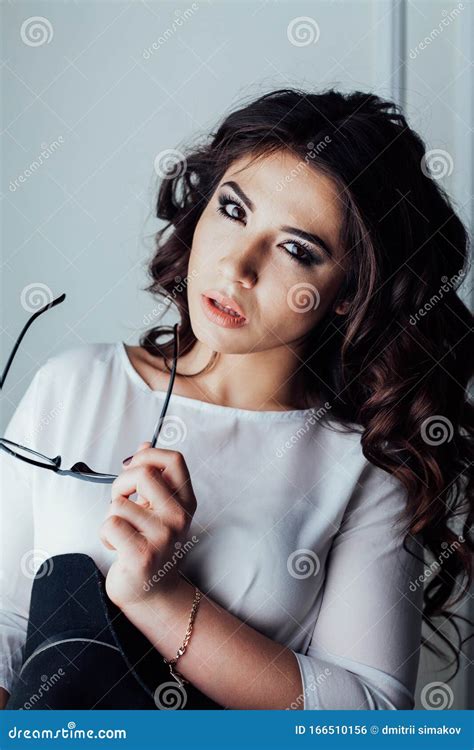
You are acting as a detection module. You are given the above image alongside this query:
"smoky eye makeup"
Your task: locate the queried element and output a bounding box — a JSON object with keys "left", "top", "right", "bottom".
{"left": 215, "top": 191, "right": 325, "bottom": 267}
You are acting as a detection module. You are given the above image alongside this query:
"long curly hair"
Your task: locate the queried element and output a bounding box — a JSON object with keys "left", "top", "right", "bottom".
{"left": 139, "top": 88, "right": 473, "bottom": 681}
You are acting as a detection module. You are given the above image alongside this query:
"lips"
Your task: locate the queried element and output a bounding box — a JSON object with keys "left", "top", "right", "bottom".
{"left": 203, "top": 290, "right": 247, "bottom": 319}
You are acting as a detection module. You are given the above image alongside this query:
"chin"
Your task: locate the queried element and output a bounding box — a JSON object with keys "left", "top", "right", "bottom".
{"left": 190, "top": 318, "right": 249, "bottom": 354}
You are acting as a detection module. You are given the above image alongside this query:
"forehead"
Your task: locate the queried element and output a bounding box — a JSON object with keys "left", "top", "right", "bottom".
{"left": 221, "top": 150, "right": 343, "bottom": 250}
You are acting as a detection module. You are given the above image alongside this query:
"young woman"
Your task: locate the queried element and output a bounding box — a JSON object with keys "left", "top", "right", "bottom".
{"left": 1, "top": 88, "right": 472, "bottom": 711}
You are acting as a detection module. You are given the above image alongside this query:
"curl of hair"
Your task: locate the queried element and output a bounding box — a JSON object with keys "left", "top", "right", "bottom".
{"left": 140, "top": 87, "right": 473, "bottom": 680}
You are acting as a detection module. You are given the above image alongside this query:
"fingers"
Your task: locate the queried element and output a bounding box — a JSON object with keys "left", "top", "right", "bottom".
{"left": 121, "top": 447, "right": 196, "bottom": 509}
{"left": 127, "top": 443, "right": 153, "bottom": 507}
{"left": 99, "top": 514, "right": 148, "bottom": 557}
{"left": 112, "top": 464, "right": 192, "bottom": 529}
{"left": 108, "top": 494, "right": 166, "bottom": 540}
{"left": 108, "top": 491, "right": 189, "bottom": 551}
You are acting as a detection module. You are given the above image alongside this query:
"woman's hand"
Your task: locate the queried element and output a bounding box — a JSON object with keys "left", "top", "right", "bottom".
{"left": 99, "top": 441, "right": 197, "bottom": 611}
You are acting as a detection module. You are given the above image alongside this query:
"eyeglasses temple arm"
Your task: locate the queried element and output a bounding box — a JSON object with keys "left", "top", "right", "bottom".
{"left": 150, "top": 322, "right": 179, "bottom": 448}
{"left": 0, "top": 293, "right": 66, "bottom": 390}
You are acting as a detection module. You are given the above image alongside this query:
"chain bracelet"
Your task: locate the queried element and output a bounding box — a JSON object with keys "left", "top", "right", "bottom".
{"left": 163, "top": 586, "right": 203, "bottom": 686}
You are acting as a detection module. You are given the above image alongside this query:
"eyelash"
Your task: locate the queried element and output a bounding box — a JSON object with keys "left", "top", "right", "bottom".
{"left": 216, "top": 193, "right": 322, "bottom": 267}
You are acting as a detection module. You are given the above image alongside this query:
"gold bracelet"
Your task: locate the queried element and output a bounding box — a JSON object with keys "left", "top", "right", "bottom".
{"left": 163, "top": 585, "right": 202, "bottom": 687}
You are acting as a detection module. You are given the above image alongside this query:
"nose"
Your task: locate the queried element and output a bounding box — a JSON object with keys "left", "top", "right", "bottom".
{"left": 217, "top": 244, "right": 258, "bottom": 288}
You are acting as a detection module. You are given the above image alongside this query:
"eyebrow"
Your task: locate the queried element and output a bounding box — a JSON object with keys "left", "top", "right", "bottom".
{"left": 220, "top": 180, "right": 335, "bottom": 259}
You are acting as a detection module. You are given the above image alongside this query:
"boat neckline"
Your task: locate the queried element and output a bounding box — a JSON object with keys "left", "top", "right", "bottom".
{"left": 117, "top": 341, "right": 324, "bottom": 421}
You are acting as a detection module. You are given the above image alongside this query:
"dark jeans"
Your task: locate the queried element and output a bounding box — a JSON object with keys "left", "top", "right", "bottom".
{"left": 6, "top": 553, "right": 222, "bottom": 710}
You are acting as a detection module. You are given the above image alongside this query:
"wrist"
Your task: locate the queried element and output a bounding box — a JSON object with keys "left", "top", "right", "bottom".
{"left": 163, "top": 581, "right": 203, "bottom": 687}
{"left": 122, "top": 571, "right": 195, "bottom": 643}
{"left": 128, "top": 576, "right": 199, "bottom": 670}
{"left": 147, "top": 567, "right": 182, "bottom": 599}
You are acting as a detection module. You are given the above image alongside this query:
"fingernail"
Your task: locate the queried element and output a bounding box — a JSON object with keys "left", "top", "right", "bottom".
{"left": 122, "top": 454, "right": 133, "bottom": 466}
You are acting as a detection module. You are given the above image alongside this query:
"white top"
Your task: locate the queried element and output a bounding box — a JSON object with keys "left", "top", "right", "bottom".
{"left": 0, "top": 341, "right": 424, "bottom": 709}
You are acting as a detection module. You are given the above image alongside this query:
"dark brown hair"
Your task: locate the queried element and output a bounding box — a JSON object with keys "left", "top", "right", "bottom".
{"left": 139, "top": 88, "right": 473, "bottom": 680}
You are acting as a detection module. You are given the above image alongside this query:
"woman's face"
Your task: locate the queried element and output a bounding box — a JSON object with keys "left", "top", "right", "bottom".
{"left": 187, "top": 149, "right": 347, "bottom": 355}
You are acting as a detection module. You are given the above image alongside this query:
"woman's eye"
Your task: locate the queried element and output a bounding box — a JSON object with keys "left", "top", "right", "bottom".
{"left": 283, "top": 241, "right": 312, "bottom": 264}
{"left": 217, "top": 194, "right": 245, "bottom": 222}
{"left": 216, "top": 192, "right": 322, "bottom": 267}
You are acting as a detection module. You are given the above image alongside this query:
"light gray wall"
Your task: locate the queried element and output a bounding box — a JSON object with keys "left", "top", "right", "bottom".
{"left": 1, "top": 0, "right": 472, "bottom": 709}
{"left": 1, "top": 0, "right": 394, "bottom": 421}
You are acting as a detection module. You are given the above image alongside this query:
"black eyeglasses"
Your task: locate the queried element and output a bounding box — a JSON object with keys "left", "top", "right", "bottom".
{"left": 0, "top": 293, "right": 179, "bottom": 483}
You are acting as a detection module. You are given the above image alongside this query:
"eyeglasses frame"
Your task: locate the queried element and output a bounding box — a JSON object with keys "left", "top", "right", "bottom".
{"left": 0, "top": 293, "right": 179, "bottom": 484}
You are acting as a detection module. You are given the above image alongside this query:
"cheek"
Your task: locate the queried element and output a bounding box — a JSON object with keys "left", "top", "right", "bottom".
{"left": 286, "top": 267, "right": 345, "bottom": 318}
{"left": 263, "top": 271, "right": 341, "bottom": 335}
{"left": 257, "top": 280, "right": 313, "bottom": 336}
{"left": 278, "top": 306, "right": 321, "bottom": 339}
{"left": 285, "top": 279, "right": 322, "bottom": 316}
{"left": 188, "top": 215, "right": 220, "bottom": 272}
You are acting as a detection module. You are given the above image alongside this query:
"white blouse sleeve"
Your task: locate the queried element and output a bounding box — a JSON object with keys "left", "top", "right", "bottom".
{"left": 291, "top": 466, "right": 425, "bottom": 710}
{"left": 0, "top": 368, "right": 42, "bottom": 694}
